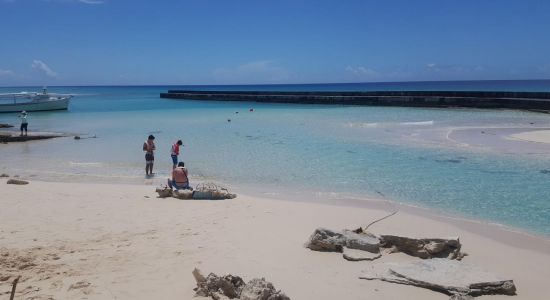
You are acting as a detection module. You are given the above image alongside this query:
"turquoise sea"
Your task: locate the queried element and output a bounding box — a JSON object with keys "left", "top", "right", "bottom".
{"left": 1, "top": 80, "right": 550, "bottom": 236}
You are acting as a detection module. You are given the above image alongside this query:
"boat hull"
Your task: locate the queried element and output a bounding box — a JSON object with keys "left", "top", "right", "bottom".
{"left": 0, "top": 98, "right": 70, "bottom": 113}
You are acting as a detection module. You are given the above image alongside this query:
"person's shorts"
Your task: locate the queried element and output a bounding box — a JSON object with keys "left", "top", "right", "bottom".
{"left": 172, "top": 180, "right": 189, "bottom": 190}
{"left": 171, "top": 154, "right": 178, "bottom": 165}
{"left": 145, "top": 153, "right": 154, "bottom": 164}
{"left": 20, "top": 123, "right": 28, "bottom": 130}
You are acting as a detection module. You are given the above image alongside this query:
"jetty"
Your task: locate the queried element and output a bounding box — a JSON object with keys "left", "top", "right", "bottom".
{"left": 160, "top": 90, "right": 550, "bottom": 111}
{"left": 0, "top": 131, "right": 66, "bottom": 143}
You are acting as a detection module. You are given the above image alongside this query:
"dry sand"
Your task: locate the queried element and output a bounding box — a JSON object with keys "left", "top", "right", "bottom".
{"left": 508, "top": 129, "right": 550, "bottom": 144}
{"left": 1, "top": 179, "right": 550, "bottom": 300}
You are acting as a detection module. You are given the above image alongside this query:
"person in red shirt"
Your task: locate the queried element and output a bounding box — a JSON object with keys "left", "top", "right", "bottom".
{"left": 170, "top": 139, "right": 183, "bottom": 169}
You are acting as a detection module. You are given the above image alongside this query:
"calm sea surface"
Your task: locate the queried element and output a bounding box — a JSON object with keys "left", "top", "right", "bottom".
{"left": 1, "top": 80, "right": 550, "bottom": 235}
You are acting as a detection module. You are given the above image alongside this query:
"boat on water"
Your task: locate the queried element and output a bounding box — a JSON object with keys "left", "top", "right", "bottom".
{"left": 0, "top": 88, "right": 72, "bottom": 113}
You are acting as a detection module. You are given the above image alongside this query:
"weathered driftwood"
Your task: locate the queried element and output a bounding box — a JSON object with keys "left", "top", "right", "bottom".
{"left": 192, "top": 268, "right": 290, "bottom": 300}
{"left": 0, "top": 123, "right": 13, "bottom": 128}
{"left": 380, "top": 235, "right": 464, "bottom": 260}
{"left": 305, "top": 228, "right": 465, "bottom": 261}
{"left": 155, "top": 186, "right": 236, "bottom": 200}
{"left": 10, "top": 276, "right": 20, "bottom": 300}
{"left": 360, "top": 258, "right": 516, "bottom": 298}
{"left": 305, "top": 228, "right": 380, "bottom": 253}
{"left": 6, "top": 179, "right": 29, "bottom": 185}
{"left": 342, "top": 247, "right": 382, "bottom": 261}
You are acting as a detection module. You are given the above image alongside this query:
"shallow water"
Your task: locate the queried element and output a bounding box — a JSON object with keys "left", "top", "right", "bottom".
{"left": 1, "top": 83, "right": 550, "bottom": 236}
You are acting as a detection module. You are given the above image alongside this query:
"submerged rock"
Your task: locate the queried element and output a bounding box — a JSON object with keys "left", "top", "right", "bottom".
{"left": 360, "top": 258, "right": 516, "bottom": 297}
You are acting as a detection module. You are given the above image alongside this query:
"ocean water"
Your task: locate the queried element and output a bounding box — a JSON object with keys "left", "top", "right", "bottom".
{"left": 1, "top": 80, "right": 550, "bottom": 236}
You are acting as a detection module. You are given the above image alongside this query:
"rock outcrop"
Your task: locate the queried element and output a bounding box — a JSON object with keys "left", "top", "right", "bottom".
{"left": 6, "top": 179, "right": 29, "bottom": 185}
{"left": 360, "top": 258, "right": 516, "bottom": 298}
{"left": 192, "top": 268, "right": 290, "bottom": 300}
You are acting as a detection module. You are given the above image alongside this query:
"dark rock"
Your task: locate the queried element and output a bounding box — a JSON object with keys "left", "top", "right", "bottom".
{"left": 0, "top": 173, "right": 8, "bottom": 178}
{"left": 7, "top": 179, "right": 29, "bottom": 185}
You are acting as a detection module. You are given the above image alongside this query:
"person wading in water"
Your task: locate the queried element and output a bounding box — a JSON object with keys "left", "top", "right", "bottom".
{"left": 170, "top": 139, "right": 183, "bottom": 169}
{"left": 143, "top": 135, "right": 156, "bottom": 176}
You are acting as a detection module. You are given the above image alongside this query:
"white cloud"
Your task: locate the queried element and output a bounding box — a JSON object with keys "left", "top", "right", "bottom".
{"left": 425, "top": 63, "right": 484, "bottom": 74}
{"left": 31, "top": 60, "right": 58, "bottom": 77}
{"left": 0, "top": 69, "right": 15, "bottom": 77}
{"left": 78, "top": 0, "right": 104, "bottom": 4}
{"left": 212, "top": 60, "right": 289, "bottom": 84}
{"left": 345, "top": 66, "right": 378, "bottom": 77}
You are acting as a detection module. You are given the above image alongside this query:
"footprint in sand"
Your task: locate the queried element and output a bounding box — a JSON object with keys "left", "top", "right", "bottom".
{"left": 68, "top": 280, "right": 93, "bottom": 295}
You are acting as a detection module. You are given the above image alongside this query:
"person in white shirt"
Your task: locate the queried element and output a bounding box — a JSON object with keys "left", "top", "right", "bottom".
{"left": 19, "top": 111, "right": 28, "bottom": 136}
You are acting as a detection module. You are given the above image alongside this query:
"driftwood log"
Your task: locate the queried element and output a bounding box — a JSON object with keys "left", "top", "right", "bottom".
{"left": 360, "top": 258, "right": 516, "bottom": 298}
{"left": 305, "top": 228, "right": 464, "bottom": 260}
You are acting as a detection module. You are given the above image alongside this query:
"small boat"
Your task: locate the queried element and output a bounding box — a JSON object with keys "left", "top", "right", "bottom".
{"left": 0, "top": 88, "right": 72, "bottom": 113}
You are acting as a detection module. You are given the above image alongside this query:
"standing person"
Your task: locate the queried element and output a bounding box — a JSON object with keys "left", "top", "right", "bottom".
{"left": 143, "top": 135, "right": 156, "bottom": 176}
{"left": 19, "top": 110, "right": 28, "bottom": 136}
{"left": 170, "top": 140, "right": 183, "bottom": 169}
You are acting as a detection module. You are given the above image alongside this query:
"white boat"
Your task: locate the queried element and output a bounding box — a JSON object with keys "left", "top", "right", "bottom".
{"left": 0, "top": 88, "right": 72, "bottom": 113}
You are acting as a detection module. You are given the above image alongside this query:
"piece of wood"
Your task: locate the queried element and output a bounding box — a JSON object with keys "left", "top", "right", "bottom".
{"left": 10, "top": 276, "right": 21, "bottom": 300}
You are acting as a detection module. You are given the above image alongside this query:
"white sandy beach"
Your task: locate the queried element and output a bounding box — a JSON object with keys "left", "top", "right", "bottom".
{"left": 508, "top": 129, "right": 550, "bottom": 144}
{"left": 1, "top": 179, "right": 550, "bottom": 299}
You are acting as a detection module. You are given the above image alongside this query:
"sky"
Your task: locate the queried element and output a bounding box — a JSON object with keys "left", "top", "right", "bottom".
{"left": 1, "top": 0, "right": 550, "bottom": 86}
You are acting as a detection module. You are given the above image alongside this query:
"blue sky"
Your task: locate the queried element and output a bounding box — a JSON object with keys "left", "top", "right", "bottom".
{"left": 1, "top": 0, "right": 549, "bottom": 86}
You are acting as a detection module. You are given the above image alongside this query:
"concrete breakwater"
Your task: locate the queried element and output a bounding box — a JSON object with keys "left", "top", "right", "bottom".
{"left": 160, "top": 90, "right": 550, "bottom": 111}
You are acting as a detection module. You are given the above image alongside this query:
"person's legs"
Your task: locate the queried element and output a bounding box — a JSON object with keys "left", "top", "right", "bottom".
{"left": 171, "top": 155, "right": 178, "bottom": 169}
{"left": 145, "top": 153, "right": 154, "bottom": 175}
{"left": 167, "top": 178, "right": 173, "bottom": 189}
{"left": 20, "top": 123, "right": 24, "bottom": 136}
{"left": 23, "top": 123, "right": 27, "bottom": 136}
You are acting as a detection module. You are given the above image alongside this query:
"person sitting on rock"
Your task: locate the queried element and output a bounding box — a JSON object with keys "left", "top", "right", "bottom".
{"left": 167, "top": 161, "right": 190, "bottom": 190}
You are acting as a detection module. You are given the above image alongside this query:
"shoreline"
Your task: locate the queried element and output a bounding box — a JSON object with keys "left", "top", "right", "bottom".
{"left": 238, "top": 184, "right": 550, "bottom": 253}
{"left": 1, "top": 179, "right": 549, "bottom": 299}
